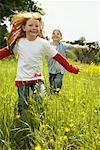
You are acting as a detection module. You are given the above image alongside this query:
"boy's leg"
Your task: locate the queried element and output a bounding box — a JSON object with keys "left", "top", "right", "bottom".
{"left": 54, "top": 73, "right": 63, "bottom": 92}
{"left": 49, "top": 73, "right": 56, "bottom": 93}
{"left": 17, "top": 85, "right": 29, "bottom": 115}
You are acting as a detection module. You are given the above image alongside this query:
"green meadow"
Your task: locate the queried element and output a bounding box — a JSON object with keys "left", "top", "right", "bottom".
{"left": 0, "top": 58, "right": 100, "bottom": 150}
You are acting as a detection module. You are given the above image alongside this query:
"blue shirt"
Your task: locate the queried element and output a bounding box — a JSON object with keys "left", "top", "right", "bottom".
{"left": 46, "top": 42, "right": 74, "bottom": 74}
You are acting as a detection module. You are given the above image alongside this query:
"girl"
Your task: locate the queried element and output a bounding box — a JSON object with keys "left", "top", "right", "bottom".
{"left": 46, "top": 29, "right": 87, "bottom": 94}
{"left": 0, "top": 12, "right": 79, "bottom": 115}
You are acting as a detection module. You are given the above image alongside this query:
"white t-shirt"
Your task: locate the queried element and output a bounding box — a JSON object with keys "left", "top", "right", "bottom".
{"left": 13, "top": 37, "right": 57, "bottom": 81}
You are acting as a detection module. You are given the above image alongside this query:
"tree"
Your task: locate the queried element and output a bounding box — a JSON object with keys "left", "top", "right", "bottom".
{"left": 0, "top": 0, "right": 45, "bottom": 47}
{"left": 0, "top": 24, "right": 7, "bottom": 47}
{"left": 70, "top": 36, "right": 86, "bottom": 46}
{"left": 78, "top": 36, "right": 86, "bottom": 45}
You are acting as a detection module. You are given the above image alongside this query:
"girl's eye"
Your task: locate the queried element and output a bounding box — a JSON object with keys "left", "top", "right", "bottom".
{"left": 35, "top": 25, "right": 39, "bottom": 27}
{"left": 57, "top": 33, "right": 60, "bottom": 35}
{"left": 28, "top": 24, "right": 39, "bottom": 27}
{"left": 29, "top": 24, "right": 33, "bottom": 26}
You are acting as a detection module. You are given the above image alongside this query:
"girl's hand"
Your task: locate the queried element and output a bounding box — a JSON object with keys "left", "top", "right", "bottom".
{"left": 72, "top": 66, "right": 79, "bottom": 74}
{"left": 0, "top": 47, "right": 13, "bottom": 59}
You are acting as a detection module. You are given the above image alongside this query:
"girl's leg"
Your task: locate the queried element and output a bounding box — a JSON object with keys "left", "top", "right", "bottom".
{"left": 39, "top": 81, "right": 46, "bottom": 96}
{"left": 17, "top": 85, "right": 29, "bottom": 115}
{"left": 31, "top": 81, "right": 46, "bottom": 100}
{"left": 31, "top": 82, "right": 46, "bottom": 120}
{"left": 49, "top": 73, "right": 56, "bottom": 93}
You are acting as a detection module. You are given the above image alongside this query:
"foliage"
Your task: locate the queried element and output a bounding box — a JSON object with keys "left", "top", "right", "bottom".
{"left": 0, "top": 59, "right": 100, "bottom": 149}
{"left": 0, "top": 0, "right": 45, "bottom": 47}
{"left": 0, "top": 0, "right": 45, "bottom": 22}
{"left": 0, "top": 24, "right": 7, "bottom": 47}
{"left": 70, "top": 36, "right": 86, "bottom": 46}
{"left": 66, "top": 37, "right": 100, "bottom": 64}
{"left": 85, "top": 42, "right": 100, "bottom": 64}
{"left": 94, "top": 51, "right": 100, "bottom": 64}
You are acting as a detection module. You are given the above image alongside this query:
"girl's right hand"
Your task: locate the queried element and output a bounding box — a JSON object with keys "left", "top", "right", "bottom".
{"left": 0, "top": 47, "right": 12, "bottom": 59}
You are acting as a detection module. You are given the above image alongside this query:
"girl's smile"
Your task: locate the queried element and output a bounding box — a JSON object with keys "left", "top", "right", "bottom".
{"left": 23, "top": 19, "right": 41, "bottom": 41}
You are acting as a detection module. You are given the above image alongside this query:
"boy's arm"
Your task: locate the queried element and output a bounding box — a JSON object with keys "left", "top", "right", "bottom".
{"left": 53, "top": 53, "right": 79, "bottom": 74}
{"left": 0, "top": 47, "right": 13, "bottom": 59}
{"left": 72, "top": 45, "right": 89, "bottom": 51}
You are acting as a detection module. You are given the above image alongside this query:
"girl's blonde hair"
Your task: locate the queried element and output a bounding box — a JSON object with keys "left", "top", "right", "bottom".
{"left": 7, "top": 12, "right": 44, "bottom": 51}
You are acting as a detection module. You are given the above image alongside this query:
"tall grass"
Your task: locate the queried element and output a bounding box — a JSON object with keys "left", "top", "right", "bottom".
{"left": 0, "top": 58, "right": 100, "bottom": 150}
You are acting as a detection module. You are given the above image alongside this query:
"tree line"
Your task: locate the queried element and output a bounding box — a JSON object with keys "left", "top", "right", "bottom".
{"left": 0, "top": 0, "right": 100, "bottom": 64}
{"left": 0, "top": 0, "right": 45, "bottom": 47}
{"left": 65, "top": 37, "right": 100, "bottom": 64}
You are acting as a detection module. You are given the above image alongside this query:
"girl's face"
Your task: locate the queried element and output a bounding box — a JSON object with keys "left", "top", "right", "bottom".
{"left": 52, "top": 30, "right": 62, "bottom": 42}
{"left": 23, "top": 18, "right": 41, "bottom": 40}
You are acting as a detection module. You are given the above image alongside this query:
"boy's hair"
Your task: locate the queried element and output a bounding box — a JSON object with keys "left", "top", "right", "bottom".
{"left": 52, "top": 29, "right": 62, "bottom": 37}
{"left": 7, "top": 12, "right": 44, "bottom": 51}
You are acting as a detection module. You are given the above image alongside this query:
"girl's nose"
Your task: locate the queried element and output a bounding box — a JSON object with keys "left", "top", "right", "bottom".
{"left": 32, "top": 26, "right": 36, "bottom": 29}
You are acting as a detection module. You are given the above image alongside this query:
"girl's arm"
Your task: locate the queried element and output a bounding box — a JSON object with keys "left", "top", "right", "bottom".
{"left": 53, "top": 53, "right": 79, "bottom": 74}
{"left": 0, "top": 47, "right": 13, "bottom": 59}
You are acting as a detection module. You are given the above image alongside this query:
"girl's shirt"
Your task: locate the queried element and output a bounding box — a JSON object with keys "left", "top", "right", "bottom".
{"left": 13, "top": 37, "right": 57, "bottom": 84}
{"left": 46, "top": 42, "right": 73, "bottom": 74}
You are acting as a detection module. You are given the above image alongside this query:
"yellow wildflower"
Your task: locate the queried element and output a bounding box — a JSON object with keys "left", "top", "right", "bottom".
{"left": 56, "top": 88, "right": 60, "bottom": 92}
{"left": 69, "top": 123, "right": 74, "bottom": 127}
{"left": 94, "top": 110, "right": 97, "bottom": 113}
{"left": 35, "top": 144, "right": 41, "bottom": 150}
{"left": 16, "top": 114, "right": 20, "bottom": 119}
{"left": 63, "top": 135, "right": 68, "bottom": 141}
{"left": 69, "top": 98, "right": 73, "bottom": 102}
{"left": 65, "top": 127, "right": 70, "bottom": 132}
{"left": 50, "top": 139, "right": 54, "bottom": 144}
{"left": 33, "top": 90, "right": 37, "bottom": 94}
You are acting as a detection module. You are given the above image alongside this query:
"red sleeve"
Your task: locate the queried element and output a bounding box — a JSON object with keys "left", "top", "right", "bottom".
{"left": 0, "top": 47, "right": 13, "bottom": 59}
{"left": 53, "top": 53, "right": 79, "bottom": 74}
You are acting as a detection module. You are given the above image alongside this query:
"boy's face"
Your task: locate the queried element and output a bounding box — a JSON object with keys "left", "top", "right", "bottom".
{"left": 23, "top": 19, "right": 41, "bottom": 39}
{"left": 52, "top": 30, "right": 62, "bottom": 42}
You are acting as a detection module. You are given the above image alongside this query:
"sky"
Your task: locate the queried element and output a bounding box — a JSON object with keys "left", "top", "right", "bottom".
{"left": 34, "top": 0, "right": 99, "bottom": 43}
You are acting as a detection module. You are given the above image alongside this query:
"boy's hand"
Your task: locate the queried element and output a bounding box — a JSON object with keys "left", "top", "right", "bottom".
{"left": 83, "top": 46, "right": 89, "bottom": 51}
{"left": 74, "top": 45, "right": 89, "bottom": 52}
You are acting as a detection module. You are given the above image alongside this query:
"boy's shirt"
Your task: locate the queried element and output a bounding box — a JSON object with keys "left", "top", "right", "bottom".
{"left": 46, "top": 42, "right": 74, "bottom": 74}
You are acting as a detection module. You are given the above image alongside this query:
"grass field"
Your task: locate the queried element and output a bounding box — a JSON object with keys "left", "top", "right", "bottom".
{"left": 0, "top": 58, "right": 100, "bottom": 150}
